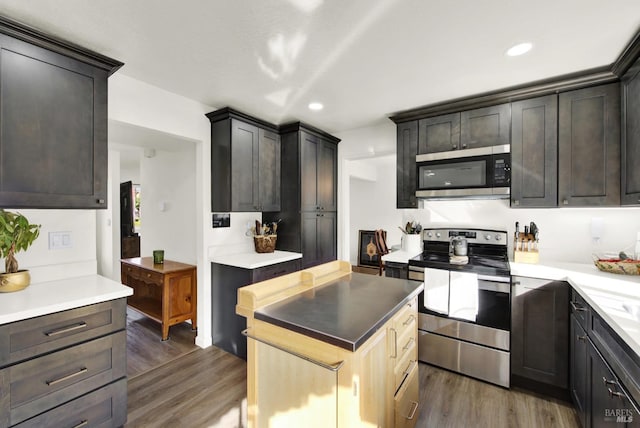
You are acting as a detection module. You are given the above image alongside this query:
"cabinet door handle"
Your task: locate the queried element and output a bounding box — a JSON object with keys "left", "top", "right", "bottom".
{"left": 402, "top": 337, "right": 415, "bottom": 352}
{"left": 403, "top": 315, "right": 416, "bottom": 327}
{"left": 603, "top": 377, "right": 618, "bottom": 386}
{"left": 608, "top": 388, "right": 625, "bottom": 399}
{"left": 577, "top": 335, "right": 587, "bottom": 342}
{"left": 513, "top": 199, "right": 520, "bottom": 206}
{"left": 563, "top": 199, "right": 569, "bottom": 205}
{"left": 390, "top": 328, "right": 398, "bottom": 358}
{"left": 461, "top": 143, "right": 467, "bottom": 149}
{"left": 45, "top": 322, "right": 88, "bottom": 337}
{"left": 406, "top": 401, "right": 419, "bottom": 420}
{"left": 570, "top": 301, "right": 587, "bottom": 312}
{"left": 72, "top": 420, "right": 89, "bottom": 428}
{"left": 452, "top": 145, "right": 457, "bottom": 150}
{"left": 46, "top": 367, "right": 88, "bottom": 386}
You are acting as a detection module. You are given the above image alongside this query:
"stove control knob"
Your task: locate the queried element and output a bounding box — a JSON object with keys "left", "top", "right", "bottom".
{"left": 426, "top": 232, "right": 433, "bottom": 238}
{"left": 485, "top": 234, "right": 492, "bottom": 240}
{"left": 435, "top": 232, "right": 441, "bottom": 238}
{"left": 495, "top": 235, "right": 502, "bottom": 241}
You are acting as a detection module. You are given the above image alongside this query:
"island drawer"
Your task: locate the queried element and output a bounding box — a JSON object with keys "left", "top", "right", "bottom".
{"left": 12, "top": 377, "right": 127, "bottom": 428}
{"left": 0, "top": 330, "right": 126, "bottom": 427}
{"left": 394, "top": 360, "right": 419, "bottom": 428}
{"left": 0, "top": 298, "right": 126, "bottom": 367}
{"left": 393, "top": 298, "right": 418, "bottom": 334}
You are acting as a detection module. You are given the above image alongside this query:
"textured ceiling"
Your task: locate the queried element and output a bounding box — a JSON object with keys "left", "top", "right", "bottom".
{"left": 1, "top": 0, "right": 639, "bottom": 133}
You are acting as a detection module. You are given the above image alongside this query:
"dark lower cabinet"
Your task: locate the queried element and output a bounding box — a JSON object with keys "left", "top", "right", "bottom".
{"left": 570, "top": 288, "right": 640, "bottom": 428}
{"left": 571, "top": 314, "right": 589, "bottom": 428}
{"left": 384, "top": 261, "right": 408, "bottom": 279}
{"left": 510, "top": 94, "right": 558, "bottom": 207}
{"left": 511, "top": 276, "right": 569, "bottom": 398}
{"left": 211, "top": 259, "right": 301, "bottom": 359}
{"left": 0, "top": 17, "right": 122, "bottom": 209}
{"left": 558, "top": 83, "right": 621, "bottom": 207}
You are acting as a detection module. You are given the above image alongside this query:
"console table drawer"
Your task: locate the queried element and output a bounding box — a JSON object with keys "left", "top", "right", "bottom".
{"left": 13, "top": 377, "right": 127, "bottom": 428}
{"left": 0, "top": 299, "right": 126, "bottom": 367}
{"left": 0, "top": 331, "right": 126, "bottom": 426}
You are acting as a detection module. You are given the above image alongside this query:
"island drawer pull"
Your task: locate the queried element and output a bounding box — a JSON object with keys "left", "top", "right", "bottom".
{"left": 406, "top": 401, "right": 419, "bottom": 420}
{"left": 403, "top": 315, "right": 415, "bottom": 327}
{"left": 402, "top": 337, "right": 415, "bottom": 352}
{"left": 390, "top": 328, "right": 398, "bottom": 358}
{"left": 242, "top": 329, "right": 344, "bottom": 372}
{"left": 46, "top": 367, "right": 88, "bottom": 386}
{"left": 45, "top": 322, "right": 88, "bottom": 337}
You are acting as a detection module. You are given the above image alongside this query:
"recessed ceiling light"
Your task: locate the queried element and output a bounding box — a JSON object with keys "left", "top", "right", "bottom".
{"left": 506, "top": 42, "right": 533, "bottom": 57}
{"left": 308, "top": 102, "right": 323, "bottom": 111}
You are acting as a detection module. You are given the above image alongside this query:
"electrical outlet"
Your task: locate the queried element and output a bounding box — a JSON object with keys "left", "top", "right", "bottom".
{"left": 49, "top": 231, "right": 72, "bottom": 250}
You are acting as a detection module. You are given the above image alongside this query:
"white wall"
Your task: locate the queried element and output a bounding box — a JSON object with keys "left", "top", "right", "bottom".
{"left": 139, "top": 146, "right": 197, "bottom": 263}
{"left": 340, "top": 121, "right": 640, "bottom": 266}
{"left": 97, "top": 150, "right": 120, "bottom": 281}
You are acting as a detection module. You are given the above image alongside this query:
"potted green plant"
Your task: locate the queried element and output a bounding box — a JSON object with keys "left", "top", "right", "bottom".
{"left": 0, "top": 209, "right": 41, "bottom": 292}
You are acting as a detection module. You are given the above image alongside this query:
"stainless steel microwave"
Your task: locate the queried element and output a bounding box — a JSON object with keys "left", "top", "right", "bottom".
{"left": 416, "top": 145, "right": 510, "bottom": 199}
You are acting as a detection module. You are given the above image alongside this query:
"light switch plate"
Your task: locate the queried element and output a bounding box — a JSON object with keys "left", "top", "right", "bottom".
{"left": 49, "top": 231, "right": 72, "bottom": 250}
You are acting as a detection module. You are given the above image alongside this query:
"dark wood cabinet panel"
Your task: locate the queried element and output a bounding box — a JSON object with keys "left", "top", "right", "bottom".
{"left": 211, "top": 259, "right": 301, "bottom": 359}
{"left": 0, "top": 20, "right": 121, "bottom": 209}
{"left": 570, "top": 314, "right": 589, "bottom": 428}
{"left": 265, "top": 123, "right": 339, "bottom": 269}
{"left": 621, "top": 56, "right": 640, "bottom": 205}
{"left": 207, "top": 108, "right": 280, "bottom": 212}
{"left": 418, "top": 113, "right": 460, "bottom": 154}
{"left": 460, "top": 103, "right": 511, "bottom": 149}
{"left": 511, "top": 277, "right": 569, "bottom": 394}
{"left": 510, "top": 95, "right": 558, "bottom": 208}
{"left": 396, "top": 121, "right": 418, "bottom": 209}
{"left": 558, "top": 83, "right": 621, "bottom": 207}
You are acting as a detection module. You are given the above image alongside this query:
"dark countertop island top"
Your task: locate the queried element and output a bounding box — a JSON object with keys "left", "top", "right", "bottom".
{"left": 254, "top": 272, "right": 424, "bottom": 352}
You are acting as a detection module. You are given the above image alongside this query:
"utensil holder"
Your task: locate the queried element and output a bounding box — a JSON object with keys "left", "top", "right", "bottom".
{"left": 254, "top": 235, "right": 277, "bottom": 253}
{"left": 514, "top": 233, "right": 538, "bottom": 264}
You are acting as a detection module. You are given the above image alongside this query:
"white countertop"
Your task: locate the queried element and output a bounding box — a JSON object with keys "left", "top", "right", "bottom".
{"left": 210, "top": 250, "right": 303, "bottom": 269}
{"left": 381, "top": 249, "right": 422, "bottom": 264}
{"left": 511, "top": 261, "right": 640, "bottom": 357}
{"left": 0, "top": 275, "right": 132, "bottom": 325}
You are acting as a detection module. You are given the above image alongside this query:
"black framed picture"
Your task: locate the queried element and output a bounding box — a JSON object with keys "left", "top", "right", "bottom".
{"left": 358, "top": 230, "right": 379, "bottom": 267}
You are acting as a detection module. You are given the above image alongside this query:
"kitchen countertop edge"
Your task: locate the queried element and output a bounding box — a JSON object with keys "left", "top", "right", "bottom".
{"left": 0, "top": 274, "right": 133, "bottom": 325}
{"left": 210, "top": 250, "right": 303, "bottom": 269}
{"left": 511, "top": 261, "right": 640, "bottom": 358}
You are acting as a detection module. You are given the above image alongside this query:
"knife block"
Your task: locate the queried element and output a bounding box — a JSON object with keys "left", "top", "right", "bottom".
{"left": 514, "top": 233, "right": 539, "bottom": 264}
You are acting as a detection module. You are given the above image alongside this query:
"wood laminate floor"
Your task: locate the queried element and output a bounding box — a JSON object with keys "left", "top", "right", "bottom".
{"left": 126, "top": 330, "right": 579, "bottom": 428}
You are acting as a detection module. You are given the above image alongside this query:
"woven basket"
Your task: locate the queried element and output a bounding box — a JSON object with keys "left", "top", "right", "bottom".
{"left": 254, "top": 235, "right": 277, "bottom": 253}
{"left": 593, "top": 256, "right": 640, "bottom": 275}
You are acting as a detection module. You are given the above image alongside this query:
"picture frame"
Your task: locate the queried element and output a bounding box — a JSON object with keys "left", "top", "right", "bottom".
{"left": 357, "top": 230, "right": 379, "bottom": 267}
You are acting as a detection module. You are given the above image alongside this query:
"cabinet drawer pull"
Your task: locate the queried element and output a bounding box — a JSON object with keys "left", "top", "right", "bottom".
{"left": 577, "top": 335, "right": 586, "bottom": 342}
{"left": 607, "top": 387, "right": 625, "bottom": 399}
{"left": 570, "top": 301, "right": 587, "bottom": 312}
{"left": 403, "top": 315, "right": 415, "bottom": 327}
{"left": 406, "top": 400, "right": 419, "bottom": 420}
{"left": 46, "top": 367, "right": 88, "bottom": 386}
{"left": 402, "top": 337, "right": 415, "bottom": 352}
{"left": 45, "top": 322, "right": 88, "bottom": 337}
{"left": 72, "top": 420, "right": 89, "bottom": 428}
{"left": 390, "top": 328, "right": 398, "bottom": 358}
{"left": 602, "top": 377, "right": 617, "bottom": 386}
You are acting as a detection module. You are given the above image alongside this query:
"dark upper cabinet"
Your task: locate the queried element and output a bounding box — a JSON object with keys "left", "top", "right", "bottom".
{"left": 510, "top": 95, "right": 558, "bottom": 208}
{"left": 263, "top": 122, "right": 340, "bottom": 269}
{"left": 0, "top": 18, "right": 122, "bottom": 209}
{"left": 301, "top": 131, "right": 337, "bottom": 212}
{"left": 460, "top": 103, "right": 511, "bottom": 150}
{"left": 558, "top": 83, "right": 621, "bottom": 207}
{"left": 396, "top": 121, "right": 418, "bottom": 208}
{"left": 418, "top": 113, "right": 460, "bottom": 154}
{"left": 621, "top": 56, "right": 640, "bottom": 205}
{"left": 207, "top": 108, "right": 280, "bottom": 212}
{"left": 511, "top": 277, "right": 569, "bottom": 395}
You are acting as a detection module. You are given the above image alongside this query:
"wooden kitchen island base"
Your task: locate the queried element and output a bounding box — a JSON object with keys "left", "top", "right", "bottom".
{"left": 121, "top": 257, "right": 197, "bottom": 341}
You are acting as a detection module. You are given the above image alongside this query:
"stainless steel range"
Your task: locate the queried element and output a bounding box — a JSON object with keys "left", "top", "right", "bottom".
{"left": 408, "top": 227, "right": 511, "bottom": 387}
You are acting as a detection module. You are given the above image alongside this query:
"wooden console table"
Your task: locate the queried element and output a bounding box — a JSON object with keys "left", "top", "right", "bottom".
{"left": 121, "top": 257, "right": 197, "bottom": 340}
